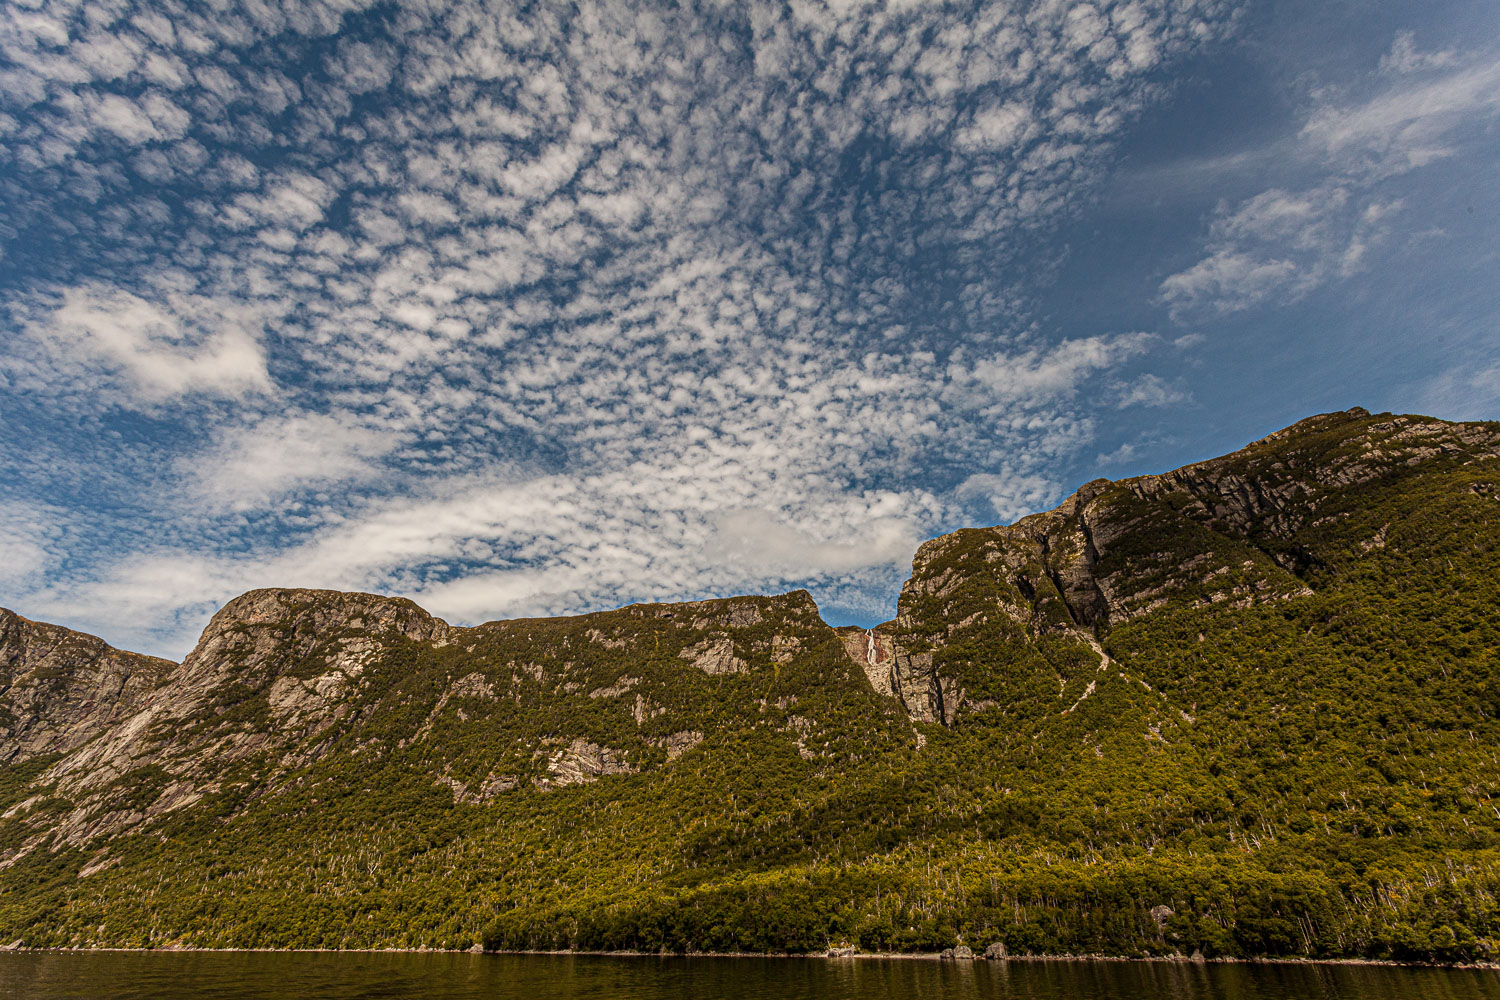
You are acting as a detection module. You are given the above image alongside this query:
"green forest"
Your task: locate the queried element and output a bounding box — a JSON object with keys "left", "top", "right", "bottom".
{"left": 2, "top": 409, "right": 1499, "bottom": 963}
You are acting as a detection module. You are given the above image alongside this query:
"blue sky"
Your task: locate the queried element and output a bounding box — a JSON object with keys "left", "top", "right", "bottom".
{"left": 1, "top": 0, "right": 1497, "bottom": 658}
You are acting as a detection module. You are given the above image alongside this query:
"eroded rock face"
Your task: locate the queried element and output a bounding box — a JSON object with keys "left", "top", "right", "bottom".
{"left": 542, "top": 738, "right": 636, "bottom": 787}
{"left": 653, "top": 730, "right": 704, "bottom": 760}
{"left": 0, "top": 587, "right": 847, "bottom": 866}
{"left": 678, "top": 635, "right": 748, "bottom": 674}
{"left": 0, "top": 610, "right": 174, "bottom": 765}
{"left": 902, "top": 408, "right": 1500, "bottom": 635}
{"left": 1, "top": 589, "right": 459, "bottom": 863}
{"left": 844, "top": 409, "right": 1500, "bottom": 726}
{"left": 438, "top": 771, "right": 518, "bottom": 804}
{"left": 840, "top": 627, "right": 958, "bottom": 726}
{"left": 840, "top": 630, "right": 893, "bottom": 697}
{"left": 183, "top": 588, "right": 449, "bottom": 681}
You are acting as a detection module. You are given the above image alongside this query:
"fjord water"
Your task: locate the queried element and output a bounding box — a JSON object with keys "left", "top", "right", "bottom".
{"left": 1, "top": 954, "right": 1496, "bottom": 1000}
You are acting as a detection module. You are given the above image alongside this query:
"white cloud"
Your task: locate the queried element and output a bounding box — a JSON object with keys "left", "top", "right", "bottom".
{"left": 1417, "top": 359, "right": 1500, "bottom": 422}
{"left": 1301, "top": 55, "right": 1500, "bottom": 172}
{"left": 954, "top": 472, "right": 1058, "bottom": 524}
{"left": 1094, "top": 440, "right": 1141, "bottom": 468}
{"left": 13, "top": 284, "right": 274, "bottom": 405}
{"left": 1162, "top": 44, "right": 1500, "bottom": 317}
{"left": 1161, "top": 249, "right": 1303, "bottom": 314}
{"left": 1114, "top": 373, "right": 1188, "bottom": 408}
{"left": 183, "top": 412, "right": 404, "bottom": 512}
{"left": 955, "top": 102, "right": 1032, "bottom": 151}
{"left": 0, "top": 502, "right": 60, "bottom": 590}
{"left": 958, "top": 333, "right": 1157, "bottom": 406}
{"left": 90, "top": 93, "right": 159, "bottom": 143}
{"left": 1380, "top": 31, "right": 1459, "bottom": 76}
{"left": 0, "top": 0, "right": 1243, "bottom": 655}
{"left": 707, "top": 509, "right": 923, "bottom": 578}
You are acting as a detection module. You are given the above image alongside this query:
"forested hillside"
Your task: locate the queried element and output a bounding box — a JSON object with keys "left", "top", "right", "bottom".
{"left": 2, "top": 408, "right": 1499, "bottom": 962}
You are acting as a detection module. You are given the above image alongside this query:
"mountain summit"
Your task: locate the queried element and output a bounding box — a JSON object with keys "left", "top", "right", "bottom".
{"left": 3, "top": 408, "right": 1499, "bottom": 961}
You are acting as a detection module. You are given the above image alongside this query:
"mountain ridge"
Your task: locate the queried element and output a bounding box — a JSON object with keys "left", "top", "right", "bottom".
{"left": 11, "top": 405, "right": 1492, "bottom": 674}
{"left": 3, "top": 406, "right": 1500, "bottom": 961}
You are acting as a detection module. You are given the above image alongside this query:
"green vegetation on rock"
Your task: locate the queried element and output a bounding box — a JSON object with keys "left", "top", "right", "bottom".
{"left": 2, "top": 408, "right": 1499, "bottom": 962}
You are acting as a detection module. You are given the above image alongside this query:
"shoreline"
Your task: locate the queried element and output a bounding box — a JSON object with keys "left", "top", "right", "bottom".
{"left": 2, "top": 946, "right": 1497, "bottom": 970}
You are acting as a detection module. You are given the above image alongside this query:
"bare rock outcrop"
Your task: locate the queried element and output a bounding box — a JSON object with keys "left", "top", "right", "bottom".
{"left": 850, "top": 408, "right": 1500, "bottom": 726}
{"left": 183, "top": 587, "right": 449, "bottom": 681}
{"left": 678, "top": 635, "right": 748, "bottom": 674}
{"left": 653, "top": 730, "right": 704, "bottom": 760}
{"left": 542, "top": 738, "right": 636, "bottom": 787}
{"left": 902, "top": 408, "right": 1500, "bottom": 637}
{"left": 1, "top": 589, "right": 457, "bottom": 862}
{"left": 0, "top": 609, "right": 174, "bottom": 765}
{"left": 840, "top": 626, "right": 957, "bottom": 725}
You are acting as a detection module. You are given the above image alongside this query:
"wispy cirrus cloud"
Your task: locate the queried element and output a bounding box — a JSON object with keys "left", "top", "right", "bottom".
{"left": 1161, "top": 36, "right": 1500, "bottom": 318}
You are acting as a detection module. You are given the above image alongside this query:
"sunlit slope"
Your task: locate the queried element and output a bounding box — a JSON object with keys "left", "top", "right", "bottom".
{"left": 2, "top": 408, "right": 1498, "bottom": 961}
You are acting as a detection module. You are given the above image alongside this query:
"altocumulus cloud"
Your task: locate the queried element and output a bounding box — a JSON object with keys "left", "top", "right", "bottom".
{"left": 0, "top": 0, "right": 1241, "bottom": 656}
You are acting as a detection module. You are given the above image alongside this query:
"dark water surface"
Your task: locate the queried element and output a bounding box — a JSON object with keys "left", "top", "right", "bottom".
{"left": 2, "top": 952, "right": 1497, "bottom": 1000}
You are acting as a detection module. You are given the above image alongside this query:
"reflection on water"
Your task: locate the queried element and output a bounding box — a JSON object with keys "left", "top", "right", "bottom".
{"left": 2, "top": 952, "right": 1497, "bottom": 1000}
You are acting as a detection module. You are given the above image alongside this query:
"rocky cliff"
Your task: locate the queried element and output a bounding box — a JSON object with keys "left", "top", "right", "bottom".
{"left": 1, "top": 407, "right": 1498, "bottom": 961}
{"left": 0, "top": 611, "right": 174, "bottom": 766}
{"left": 847, "top": 408, "right": 1500, "bottom": 727}
{"left": 1, "top": 582, "right": 894, "bottom": 869}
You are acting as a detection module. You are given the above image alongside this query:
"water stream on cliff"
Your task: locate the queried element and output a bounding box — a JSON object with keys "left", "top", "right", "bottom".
{"left": 2, "top": 953, "right": 1497, "bottom": 999}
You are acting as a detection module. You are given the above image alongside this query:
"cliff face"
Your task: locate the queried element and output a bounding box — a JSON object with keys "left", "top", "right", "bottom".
{"left": 1, "top": 584, "right": 898, "bottom": 868}
{"left": 839, "top": 626, "right": 948, "bottom": 725}
{"left": 0, "top": 589, "right": 459, "bottom": 857}
{"left": 5, "top": 408, "right": 1497, "bottom": 837}
{"left": 0, "top": 610, "right": 174, "bottom": 766}
{"left": 860, "top": 408, "right": 1500, "bottom": 725}
{"left": 172, "top": 587, "right": 453, "bottom": 748}
{"left": 2, "top": 408, "right": 1499, "bottom": 960}
{"left": 905, "top": 408, "right": 1500, "bottom": 629}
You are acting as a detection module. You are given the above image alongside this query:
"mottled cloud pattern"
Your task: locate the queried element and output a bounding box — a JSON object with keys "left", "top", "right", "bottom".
{"left": 0, "top": 0, "right": 1294, "bottom": 654}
